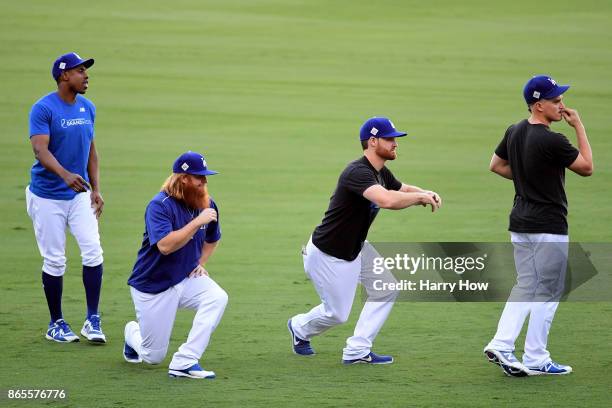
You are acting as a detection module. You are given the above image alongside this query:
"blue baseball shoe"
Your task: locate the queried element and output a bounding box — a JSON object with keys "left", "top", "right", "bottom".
{"left": 80, "top": 314, "right": 106, "bottom": 343}
{"left": 46, "top": 319, "right": 79, "bottom": 343}
{"left": 123, "top": 342, "right": 142, "bottom": 363}
{"left": 343, "top": 352, "right": 393, "bottom": 365}
{"left": 526, "top": 361, "right": 572, "bottom": 376}
{"left": 168, "top": 363, "right": 215, "bottom": 379}
{"left": 287, "top": 319, "right": 315, "bottom": 356}
{"left": 484, "top": 348, "right": 528, "bottom": 377}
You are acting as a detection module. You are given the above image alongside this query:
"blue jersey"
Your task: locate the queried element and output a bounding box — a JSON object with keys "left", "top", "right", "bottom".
{"left": 29, "top": 92, "right": 96, "bottom": 200}
{"left": 128, "top": 192, "right": 222, "bottom": 294}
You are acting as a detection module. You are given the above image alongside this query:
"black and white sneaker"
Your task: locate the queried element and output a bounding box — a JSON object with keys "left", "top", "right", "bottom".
{"left": 484, "top": 348, "right": 528, "bottom": 377}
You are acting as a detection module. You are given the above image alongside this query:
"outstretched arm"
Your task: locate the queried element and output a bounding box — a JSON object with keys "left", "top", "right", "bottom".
{"left": 399, "top": 183, "right": 442, "bottom": 207}
{"left": 363, "top": 184, "right": 440, "bottom": 212}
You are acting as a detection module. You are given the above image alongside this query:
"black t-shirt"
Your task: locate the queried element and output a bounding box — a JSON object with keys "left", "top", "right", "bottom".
{"left": 312, "top": 156, "right": 402, "bottom": 261}
{"left": 495, "top": 119, "right": 579, "bottom": 235}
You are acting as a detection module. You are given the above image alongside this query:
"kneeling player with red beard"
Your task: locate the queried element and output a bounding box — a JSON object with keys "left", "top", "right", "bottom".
{"left": 123, "top": 151, "right": 228, "bottom": 379}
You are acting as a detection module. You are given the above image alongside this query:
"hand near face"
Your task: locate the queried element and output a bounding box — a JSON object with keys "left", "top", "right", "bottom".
{"left": 562, "top": 108, "right": 582, "bottom": 128}
{"left": 195, "top": 208, "right": 217, "bottom": 226}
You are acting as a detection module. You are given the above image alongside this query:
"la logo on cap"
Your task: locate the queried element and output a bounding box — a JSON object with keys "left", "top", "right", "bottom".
{"left": 202, "top": 158, "right": 207, "bottom": 167}
{"left": 548, "top": 78, "right": 556, "bottom": 85}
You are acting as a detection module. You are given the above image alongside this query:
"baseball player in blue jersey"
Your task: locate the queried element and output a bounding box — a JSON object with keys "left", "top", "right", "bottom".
{"left": 123, "top": 151, "right": 228, "bottom": 379}
{"left": 27, "top": 52, "right": 106, "bottom": 343}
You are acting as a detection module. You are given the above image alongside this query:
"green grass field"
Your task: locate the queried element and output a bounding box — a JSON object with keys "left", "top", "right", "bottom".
{"left": 1, "top": 1, "right": 611, "bottom": 407}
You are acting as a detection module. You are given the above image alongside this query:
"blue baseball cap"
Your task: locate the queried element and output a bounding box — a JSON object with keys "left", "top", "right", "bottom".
{"left": 173, "top": 151, "right": 218, "bottom": 176}
{"left": 523, "top": 75, "right": 570, "bottom": 105}
{"left": 359, "top": 117, "right": 407, "bottom": 141}
{"left": 52, "top": 52, "right": 94, "bottom": 80}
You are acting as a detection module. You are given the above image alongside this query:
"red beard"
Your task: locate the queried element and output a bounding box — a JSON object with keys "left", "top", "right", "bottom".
{"left": 183, "top": 182, "right": 210, "bottom": 210}
{"left": 375, "top": 143, "right": 396, "bottom": 160}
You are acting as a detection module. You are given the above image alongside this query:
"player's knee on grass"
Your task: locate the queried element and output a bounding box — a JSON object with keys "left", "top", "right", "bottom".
{"left": 140, "top": 347, "right": 168, "bottom": 365}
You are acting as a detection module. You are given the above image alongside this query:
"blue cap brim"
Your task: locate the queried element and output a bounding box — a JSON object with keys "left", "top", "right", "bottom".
{"left": 191, "top": 170, "right": 218, "bottom": 176}
{"left": 543, "top": 85, "right": 570, "bottom": 100}
{"left": 379, "top": 131, "right": 407, "bottom": 138}
{"left": 68, "top": 58, "right": 95, "bottom": 71}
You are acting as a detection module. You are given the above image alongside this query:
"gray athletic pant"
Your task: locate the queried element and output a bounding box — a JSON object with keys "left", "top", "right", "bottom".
{"left": 486, "top": 232, "right": 568, "bottom": 367}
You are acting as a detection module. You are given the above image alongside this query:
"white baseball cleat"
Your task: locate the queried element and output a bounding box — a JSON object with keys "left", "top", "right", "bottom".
{"left": 526, "top": 361, "right": 572, "bottom": 375}
{"left": 343, "top": 351, "right": 393, "bottom": 365}
{"left": 46, "top": 319, "right": 79, "bottom": 343}
{"left": 168, "top": 363, "right": 215, "bottom": 379}
{"left": 81, "top": 314, "right": 106, "bottom": 343}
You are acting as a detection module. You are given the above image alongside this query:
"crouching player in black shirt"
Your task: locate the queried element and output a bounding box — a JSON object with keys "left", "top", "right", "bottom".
{"left": 288, "top": 117, "right": 441, "bottom": 365}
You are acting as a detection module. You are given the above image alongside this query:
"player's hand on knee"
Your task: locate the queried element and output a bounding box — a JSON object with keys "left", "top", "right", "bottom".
{"left": 62, "top": 172, "right": 88, "bottom": 192}
{"left": 189, "top": 264, "right": 209, "bottom": 278}
{"left": 90, "top": 191, "right": 105, "bottom": 219}
{"left": 196, "top": 208, "right": 217, "bottom": 226}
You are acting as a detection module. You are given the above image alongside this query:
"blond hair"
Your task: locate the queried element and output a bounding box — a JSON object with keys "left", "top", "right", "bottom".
{"left": 161, "top": 173, "right": 187, "bottom": 200}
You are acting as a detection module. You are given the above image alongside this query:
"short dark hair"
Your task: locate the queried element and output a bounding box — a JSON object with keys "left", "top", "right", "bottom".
{"left": 360, "top": 139, "right": 369, "bottom": 150}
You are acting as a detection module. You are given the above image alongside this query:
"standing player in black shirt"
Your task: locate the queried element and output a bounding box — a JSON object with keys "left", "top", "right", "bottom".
{"left": 288, "top": 117, "right": 441, "bottom": 365}
{"left": 484, "top": 75, "right": 593, "bottom": 376}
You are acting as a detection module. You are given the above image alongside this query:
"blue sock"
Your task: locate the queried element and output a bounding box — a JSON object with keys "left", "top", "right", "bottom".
{"left": 82, "top": 263, "right": 103, "bottom": 319}
{"left": 42, "top": 272, "right": 63, "bottom": 323}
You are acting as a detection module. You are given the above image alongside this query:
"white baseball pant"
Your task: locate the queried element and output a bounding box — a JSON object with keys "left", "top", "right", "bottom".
{"left": 291, "top": 238, "right": 397, "bottom": 360}
{"left": 126, "top": 275, "right": 228, "bottom": 370}
{"left": 26, "top": 186, "right": 103, "bottom": 276}
{"left": 485, "top": 232, "right": 568, "bottom": 367}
